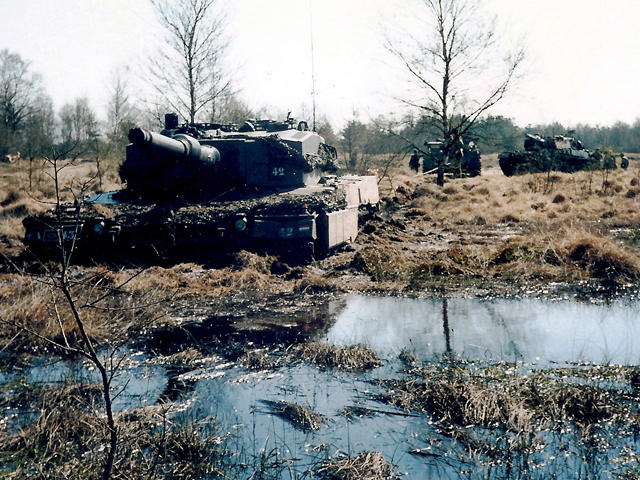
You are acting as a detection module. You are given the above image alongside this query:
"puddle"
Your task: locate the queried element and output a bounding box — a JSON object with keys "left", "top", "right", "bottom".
{"left": 4, "top": 293, "right": 640, "bottom": 479}
{"left": 323, "top": 295, "right": 640, "bottom": 365}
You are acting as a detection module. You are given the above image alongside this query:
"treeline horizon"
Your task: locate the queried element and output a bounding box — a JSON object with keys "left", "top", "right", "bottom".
{"left": 2, "top": 48, "right": 639, "bottom": 170}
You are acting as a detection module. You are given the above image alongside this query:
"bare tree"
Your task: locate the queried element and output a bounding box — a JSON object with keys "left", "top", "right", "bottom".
{"left": 0, "top": 49, "right": 43, "bottom": 156}
{"left": 209, "top": 88, "right": 253, "bottom": 125}
{"left": 107, "top": 66, "right": 137, "bottom": 147}
{"left": 3, "top": 147, "right": 118, "bottom": 479}
{"left": 386, "top": 0, "right": 524, "bottom": 184}
{"left": 149, "top": 0, "right": 231, "bottom": 124}
{"left": 6, "top": 147, "right": 175, "bottom": 478}
{"left": 23, "top": 93, "right": 56, "bottom": 189}
{"left": 59, "top": 97, "right": 99, "bottom": 153}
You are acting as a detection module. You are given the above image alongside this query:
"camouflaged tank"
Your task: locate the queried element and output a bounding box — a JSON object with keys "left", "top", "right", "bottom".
{"left": 23, "top": 114, "right": 379, "bottom": 264}
{"left": 498, "top": 134, "right": 598, "bottom": 176}
{"left": 421, "top": 141, "right": 481, "bottom": 177}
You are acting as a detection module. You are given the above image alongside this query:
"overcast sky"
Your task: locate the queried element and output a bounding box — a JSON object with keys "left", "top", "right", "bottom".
{"left": 0, "top": 0, "right": 638, "bottom": 129}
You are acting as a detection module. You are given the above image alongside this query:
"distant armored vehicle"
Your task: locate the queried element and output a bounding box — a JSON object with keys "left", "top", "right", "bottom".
{"left": 23, "top": 114, "right": 379, "bottom": 264}
{"left": 421, "top": 141, "right": 481, "bottom": 177}
{"left": 498, "top": 134, "right": 597, "bottom": 176}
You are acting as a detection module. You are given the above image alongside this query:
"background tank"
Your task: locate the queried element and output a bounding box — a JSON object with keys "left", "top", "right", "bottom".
{"left": 23, "top": 114, "right": 378, "bottom": 264}
{"left": 421, "top": 140, "right": 481, "bottom": 177}
{"left": 498, "top": 133, "right": 598, "bottom": 176}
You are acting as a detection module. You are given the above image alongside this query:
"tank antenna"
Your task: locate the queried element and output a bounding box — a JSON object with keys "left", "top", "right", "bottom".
{"left": 309, "top": 0, "right": 316, "bottom": 131}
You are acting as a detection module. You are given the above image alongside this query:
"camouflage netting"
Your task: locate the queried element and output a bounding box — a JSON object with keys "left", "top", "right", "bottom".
{"left": 28, "top": 186, "right": 351, "bottom": 253}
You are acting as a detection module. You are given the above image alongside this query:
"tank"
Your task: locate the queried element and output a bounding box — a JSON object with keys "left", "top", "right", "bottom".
{"left": 22, "top": 114, "right": 379, "bottom": 264}
{"left": 421, "top": 141, "right": 481, "bottom": 177}
{"left": 498, "top": 133, "right": 599, "bottom": 176}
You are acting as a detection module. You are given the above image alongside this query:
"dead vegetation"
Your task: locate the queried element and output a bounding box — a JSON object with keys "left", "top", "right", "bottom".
{"left": 0, "top": 267, "right": 169, "bottom": 364}
{"left": 261, "top": 400, "right": 324, "bottom": 431}
{"left": 0, "top": 380, "right": 235, "bottom": 479}
{"left": 0, "top": 380, "right": 106, "bottom": 478}
{"left": 351, "top": 165, "right": 640, "bottom": 289}
{"left": 376, "top": 362, "right": 637, "bottom": 432}
{"left": 0, "top": 156, "right": 121, "bottom": 244}
{"left": 316, "top": 451, "right": 397, "bottom": 480}
{"left": 1, "top": 154, "right": 639, "bottom": 297}
{"left": 239, "top": 348, "right": 273, "bottom": 370}
{"left": 293, "top": 341, "right": 383, "bottom": 372}
{"left": 367, "top": 359, "right": 640, "bottom": 478}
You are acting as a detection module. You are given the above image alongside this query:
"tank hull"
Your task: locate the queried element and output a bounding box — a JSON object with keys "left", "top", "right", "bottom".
{"left": 23, "top": 176, "right": 379, "bottom": 264}
{"left": 498, "top": 150, "right": 598, "bottom": 177}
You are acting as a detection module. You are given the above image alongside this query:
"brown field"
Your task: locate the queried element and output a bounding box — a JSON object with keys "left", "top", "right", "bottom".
{"left": 0, "top": 155, "right": 640, "bottom": 298}
{"left": 1, "top": 153, "right": 640, "bottom": 478}
{"left": 1, "top": 153, "right": 639, "bottom": 356}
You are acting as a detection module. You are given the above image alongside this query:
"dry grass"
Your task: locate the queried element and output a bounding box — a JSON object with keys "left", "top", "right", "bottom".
{"left": 239, "top": 348, "right": 273, "bottom": 370}
{"left": 370, "top": 361, "right": 639, "bottom": 476}
{"left": 0, "top": 381, "right": 234, "bottom": 479}
{"left": 377, "top": 364, "right": 626, "bottom": 434}
{"left": 316, "top": 451, "right": 397, "bottom": 480}
{"left": 294, "top": 341, "right": 383, "bottom": 372}
{"left": 0, "top": 155, "right": 638, "bottom": 326}
{"left": 261, "top": 400, "right": 324, "bottom": 431}
{"left": 389, "top": 166, "right": 640, "bottom": 227}
{"left": 0, "top": 380, "right": 106, "bottom": 478}
{"left": 352, "top": 246, "right": 412, "bottom": 282}
{"left": 0, "top": 187, "right": 44, "bottom": 240}
{"left": 115, "top": 406, "right": 233, "bottom": 479}
{"left": 0, "top": 268, "right": 169, "bottom": 361}
{"left": 162, "top": 346, "right": 202, "bottom": 365}
{"left": 357, "top": 165, "right": 639, "bottom": 287}
{"left": 294, "top": 271, "right": 341, "bottom": 293}
{"left": 0, "top": 156, "right": 122, "bottom": 243}
{"left": 109, "top": 252, "right": 290, "bottom": 299}
{"left": 363, "top": 169, "right": 640, "bottom": 285}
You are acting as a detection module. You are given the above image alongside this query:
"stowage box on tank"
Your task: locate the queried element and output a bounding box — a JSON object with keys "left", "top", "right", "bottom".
{"left": 23, "top": 114, "right": 379, "bottom": 263}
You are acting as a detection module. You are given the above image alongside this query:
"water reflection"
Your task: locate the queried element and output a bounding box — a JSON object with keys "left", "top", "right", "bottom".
{"left": 5, "top": 293, "right": 640, "bottom": 479}
{"left": 323, "top": 295, "right": 640, "bottom": 365}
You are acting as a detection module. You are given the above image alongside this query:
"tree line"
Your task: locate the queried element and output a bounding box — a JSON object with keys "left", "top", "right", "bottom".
{"left": 2, "top": 45, "right": 638, "bottom": 169}
{"left": 1, "top": 0, "right": 638, "bottom": 173}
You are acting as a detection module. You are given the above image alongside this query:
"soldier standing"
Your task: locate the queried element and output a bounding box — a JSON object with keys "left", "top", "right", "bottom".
{"left": 591, "top": 148, "right": 603, "bottom": 170}
{"left": 409, "top": 149, "right": 420, "bottom": 172}
{"left": 603, "top": 150, "right": 617, "bottom": 170}
{"left": 449, "top": 129, "right": 465, "bottom": 177}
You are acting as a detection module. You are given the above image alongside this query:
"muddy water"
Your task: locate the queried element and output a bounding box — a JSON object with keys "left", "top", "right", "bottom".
{"left": 6, "top": 294, "right": 640, "bottom": 479}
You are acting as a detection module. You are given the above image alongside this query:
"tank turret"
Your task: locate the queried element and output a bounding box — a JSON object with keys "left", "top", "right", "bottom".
{"left": 120, "top": 116, "right": 337, "bottom": 199}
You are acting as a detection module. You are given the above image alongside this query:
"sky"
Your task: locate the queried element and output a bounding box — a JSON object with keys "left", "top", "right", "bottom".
{"left": 0, "top": 0, "right": 639, "bottom": 130}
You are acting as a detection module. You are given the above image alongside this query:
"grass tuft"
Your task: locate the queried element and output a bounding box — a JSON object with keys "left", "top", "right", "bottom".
{"left": 294, "top": 341, "right": 382, "bottom": 372}
{"left": 261, "top": 400, "right": 324, "bottom": 431}
{"left": 316, "top": 451, "right": 396, "bottom": 480}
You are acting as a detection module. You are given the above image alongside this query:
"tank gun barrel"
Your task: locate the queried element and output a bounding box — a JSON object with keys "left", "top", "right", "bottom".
{"left": 128, "top": 127, "right": 220, "bottom": 165}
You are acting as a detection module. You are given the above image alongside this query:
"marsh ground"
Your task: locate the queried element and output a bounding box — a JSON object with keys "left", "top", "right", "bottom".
{"left": 2, "top": 154, "right": 640, "bottom": 318}
{"left": 2, "top": 155, "right": 640, "bottom": 478}
{"left": 0, "top": 152, "right": 639, "bottom": 374}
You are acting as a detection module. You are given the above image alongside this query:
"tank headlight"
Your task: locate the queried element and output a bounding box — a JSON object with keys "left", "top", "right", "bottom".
{"left": 92, "top": 222, "right": 105, "bottom": 235}
{"left": 234, "top": 217, "right": 248, "bottom": 232}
